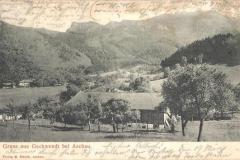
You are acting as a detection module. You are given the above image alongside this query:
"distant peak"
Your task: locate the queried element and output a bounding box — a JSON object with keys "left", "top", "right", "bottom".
{"left": 67, "top": 21, "right": 102, "bottom": 32}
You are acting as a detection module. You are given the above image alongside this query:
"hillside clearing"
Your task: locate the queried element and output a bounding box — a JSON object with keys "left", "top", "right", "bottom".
{"left": 0, "top": 86, "right": 65, "bottom": 109}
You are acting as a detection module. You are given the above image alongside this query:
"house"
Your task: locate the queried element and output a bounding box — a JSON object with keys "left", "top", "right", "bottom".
{"left": 68, "top": 92, "right": 170, "bottom": 129}
{"left": 18, "top": 79, "right": 35, "bottom": 88}
{"left": 0, "top": 113, "right": 22, "bottom": 121}
{"left": 2, "top": 82, "right": 16, "bottom": 89}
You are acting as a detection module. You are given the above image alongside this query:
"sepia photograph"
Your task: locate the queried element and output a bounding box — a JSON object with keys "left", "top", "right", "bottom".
{"left": 0, "top": 0, "right": 240, "bottom": 144}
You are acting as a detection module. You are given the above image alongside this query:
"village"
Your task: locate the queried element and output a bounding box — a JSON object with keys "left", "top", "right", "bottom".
{"left": 2, "top": 79, "right": 36, "bottom": 89}
{"left": 0, "top": 65, "right": 169, "bottom": 129}
{"left": 2, "top": 0, "right": 240, "bottom": 147}
{"left": 0, "top": 60, "right": 239, "bottom": 142}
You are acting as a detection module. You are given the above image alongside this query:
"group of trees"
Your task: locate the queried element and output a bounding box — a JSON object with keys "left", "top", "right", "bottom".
{"left": 162, "top": 56, "right": 239, "bottom": 141}
{"left": 4, "top": 92, "right": 134, "bottom": 133}
{"left": 59, "top": 97, "right": 134, "bottom": 133}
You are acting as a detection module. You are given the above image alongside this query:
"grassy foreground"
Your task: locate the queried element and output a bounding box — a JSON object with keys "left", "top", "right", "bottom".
{"left": 0, "top": 116, "right": 240, "bottom": 142}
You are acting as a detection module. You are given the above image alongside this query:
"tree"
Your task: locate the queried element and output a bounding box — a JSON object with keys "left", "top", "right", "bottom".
{"left": 162, "top": 64, "right": 236, "bottom": 141}
{"left": 59, "top": 106, "right": 72, "bottom": 127}
{"left": 86, "top": 95, "right": 102, "bottom": 131}
{"left": 36, "top": 96, "right": 61, "bottom": 126}
{"left": 163, "top": 67, "right": 171, "bottom": 78}
{"left": 102, "top": 99, "right": 131, "bottom": 133}
{"left": 194, "top": 66, "right": 236, "bottom": 141}
{"left": 162, "top": 65, "right": 194, "bottom": 136}
{"left": 6, "top": 99, "right": 16, "bottom": 128}
{"left": 129, "top": 77, "right": 150, "bottom": 92}
{"left": 190, "top": 65, "right": 216, "bottom": 141}
{"left": 18, "top": 103, "right": 35, "bottom": 131}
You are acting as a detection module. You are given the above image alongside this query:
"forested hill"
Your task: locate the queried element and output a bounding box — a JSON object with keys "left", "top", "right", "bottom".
{"left": 1, "top": 11, "right": 240, "bottom": 85}
{"left": 161, "top": 33, "right": 240, "bottom": 67}
{"left": 0, "top": 21, "right": 92, "bottom": 86}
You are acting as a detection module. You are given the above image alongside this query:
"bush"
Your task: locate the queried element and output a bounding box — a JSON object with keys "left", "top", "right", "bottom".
{"left": 129, "top": 77, "right": 150, "bottom": 92}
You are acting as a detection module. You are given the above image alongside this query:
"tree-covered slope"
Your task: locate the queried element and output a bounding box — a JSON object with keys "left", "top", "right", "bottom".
{"left": 0, "top": 21, "right": 92, "bottom": 85}
{"left": 162, "top": 33, "right": 240, "bottom": 67}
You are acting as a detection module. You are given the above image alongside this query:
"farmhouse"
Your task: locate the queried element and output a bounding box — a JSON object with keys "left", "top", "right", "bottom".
{"left": 2, "top": 82, "right": 16, "bottom": 89}
{"left": 18, "top": 79, "right": 35, "bottom": 88}
{"left": 68, "top": 92, "right": 170, "bottom": 129}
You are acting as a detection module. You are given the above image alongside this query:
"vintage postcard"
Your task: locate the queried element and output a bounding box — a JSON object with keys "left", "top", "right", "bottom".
{"left": 0, "top": 0, "right": 240, "bottom": 159}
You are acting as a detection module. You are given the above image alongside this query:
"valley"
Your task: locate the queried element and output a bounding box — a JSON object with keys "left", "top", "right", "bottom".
{"left": 0, "top": 8, "right": 240, "bottom": 143}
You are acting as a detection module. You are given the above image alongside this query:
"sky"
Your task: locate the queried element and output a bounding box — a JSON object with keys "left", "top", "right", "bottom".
{"left": 0, "top": 0, "right": 239, "bottom": 32}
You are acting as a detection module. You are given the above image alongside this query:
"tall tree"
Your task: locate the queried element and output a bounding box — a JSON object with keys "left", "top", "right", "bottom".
{"left": 86, "top": 95, "right": 102, "bottom": 131}
{"left": 162, "top": 65, "right": 194, "bottom": 136}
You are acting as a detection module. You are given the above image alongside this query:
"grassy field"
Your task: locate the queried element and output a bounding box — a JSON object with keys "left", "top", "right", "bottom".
{"left": 0, "top": 86, "right": 65, "bottom": 109}
{"left": 0, "top": 116, "right": 240, "bottom": 142}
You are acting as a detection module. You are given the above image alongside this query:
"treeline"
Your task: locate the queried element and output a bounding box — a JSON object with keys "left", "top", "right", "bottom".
{"left": 161, "top": 33, "right": 240, "bottom": 67}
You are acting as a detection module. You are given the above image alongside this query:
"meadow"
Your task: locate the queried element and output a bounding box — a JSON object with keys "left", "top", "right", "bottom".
{"left": 0, "top": 86, "right": 65, "bottom": 109}
{"left": 0, "top": 115, "right": 240, "bottom": 142}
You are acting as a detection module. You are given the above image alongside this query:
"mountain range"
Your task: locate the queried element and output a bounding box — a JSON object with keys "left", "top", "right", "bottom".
{"left": 1, "top": 11, "right": 240, "bottom": 83}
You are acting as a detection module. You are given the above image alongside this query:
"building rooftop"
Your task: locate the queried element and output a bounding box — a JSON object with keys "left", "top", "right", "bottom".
{"left": 19, "top": 79, "right": 35, "bottom": 83}
{"left": 68, "top": 92, "right": 163, "bottom": 110}
{"left": 2, "top": 82, "right": 14, "bottom": 85}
